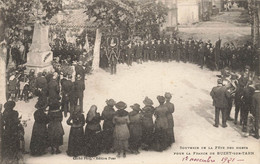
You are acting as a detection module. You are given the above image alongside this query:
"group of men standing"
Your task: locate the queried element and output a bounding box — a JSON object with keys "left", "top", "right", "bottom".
{"left": 210, "top": 66, "right": 260, "bottom": 139}
{"left": 100, "top": 37, "right": 258, "bottom": 74}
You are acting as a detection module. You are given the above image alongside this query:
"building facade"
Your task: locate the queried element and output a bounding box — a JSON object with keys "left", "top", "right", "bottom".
{"left": 177, "top": 0, "right": 200, "bottom": 25}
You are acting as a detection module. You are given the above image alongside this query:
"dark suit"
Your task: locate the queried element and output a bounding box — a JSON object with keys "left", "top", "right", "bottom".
{"left": 73, "top": 79, "right": 85, "bottom": 113}
{"left": 47, "top": 79, "right": 60, "bottom": 102}
{"left": 61, "top": 79, "right": 73, "bottom": 117}
{"left": 252, "top": 90, "right": 260, "bottom": 138}
{"left": 75, "top": 65, "right": 85, "bottom": 81}
{"left": 210, "top": 85, "right": 231, "bottom": 126}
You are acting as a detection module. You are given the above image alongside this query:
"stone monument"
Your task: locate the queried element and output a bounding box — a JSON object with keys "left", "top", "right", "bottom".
{"left": 25, "top": 1, "right": 53, "bottom": 74}
{"left": 25, "top": 22, "right": 53, "bottom": 74}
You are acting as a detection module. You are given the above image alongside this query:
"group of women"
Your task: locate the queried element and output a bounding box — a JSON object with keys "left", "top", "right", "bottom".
{"left": 1, "top": 92, "right": 175, "bottom": 160}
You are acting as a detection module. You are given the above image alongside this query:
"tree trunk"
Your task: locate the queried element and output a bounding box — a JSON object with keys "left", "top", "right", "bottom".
{"left": 92, "top": 28, "right": 102, "bottom": 70}
{"left": 0, "top": 9, "right": 6, "bottom": 106}
{"left": 0, "top": 9, "right": 6, "bottom": 159}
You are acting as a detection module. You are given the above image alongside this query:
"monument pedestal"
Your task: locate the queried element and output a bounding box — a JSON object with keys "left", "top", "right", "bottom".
{"left": 25, "top": 22, "right": 53, "bottom": 74}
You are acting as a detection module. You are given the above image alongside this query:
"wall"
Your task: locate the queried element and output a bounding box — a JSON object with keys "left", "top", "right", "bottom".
{"left": 177, "top": 0, "right": 200, "bottom": 25}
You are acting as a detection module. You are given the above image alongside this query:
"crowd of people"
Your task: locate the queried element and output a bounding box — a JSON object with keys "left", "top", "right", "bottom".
{"left": 210, "top": 66, "right": 260, "bottom": 139}
{"left": 100, "top": 37, "right": 258, "bottom": 74}
{"left": 1, "top": 88, "right": 175, "bottom": 162}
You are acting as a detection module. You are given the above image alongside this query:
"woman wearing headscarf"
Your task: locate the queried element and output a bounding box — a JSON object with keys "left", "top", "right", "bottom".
{"left": 141, "top": 97, "right": 155, "bottom": 150}
{"left": 84, "top": 105, "right": 102, "bottom": 157}
{"left": 101, "top": 99, "right": 116, "bottom": 153}
{"left": 30, "top": 101, "right": 49, "bottom": 156}
{"left": 47, "top": 100, "right": 64, "bottom": 154}
{"left": 66, "top": 105, "right": 85, "bottom": 157}
{"left": 164, "top": 92, "right": 175, "bottom": 145}
{"left": 113, "top": 101, "right": 130, "bottom": 158}
{"left": 153, "top": 96, "right": 169, "bottom": 152}
{"left": 129, "top": 103, "right": 142, "bottom": 154}
{"left": 2, "top": 101, "right": 20, "bottom": 162}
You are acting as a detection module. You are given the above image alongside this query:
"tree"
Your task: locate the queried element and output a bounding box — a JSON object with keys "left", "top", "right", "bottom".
{"left": 84, "top": 0, "right": 168, "bottom": 70}
{"left": 0, "top": 0, "right": 60, "bottom": 102}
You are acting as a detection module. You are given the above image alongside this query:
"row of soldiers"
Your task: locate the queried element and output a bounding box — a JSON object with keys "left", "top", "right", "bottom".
{"left": 211, "top": 66, "right": 260, "bottom": 139}
{"left": 100, "top": 37, "right": 258, "bottom": 73}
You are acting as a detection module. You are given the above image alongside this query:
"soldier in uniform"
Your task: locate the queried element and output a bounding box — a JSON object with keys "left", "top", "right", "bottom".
{"left": 198, "top": 43, "right": 205, "bottom": 68}
{"left": 150, "top": 40, "right": 156, "bottom": 61}
{"left": 156, "top": 40, "right": 162, "bottom": 62}
{"left": 176, "top": 40, "right": 182, "bottom": 62}
{"left": 126, "top": 42, "right": 134, "bottom": 66}
{"left": 135, "top": 41, "right": 143, "bottom": 64}
{"left": 143, "top": 40, "right": 150, "bottom": 62}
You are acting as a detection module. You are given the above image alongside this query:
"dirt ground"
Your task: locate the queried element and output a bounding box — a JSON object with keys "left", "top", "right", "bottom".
{"left": 177, "top": 7, "right": 251, "bottom": 47}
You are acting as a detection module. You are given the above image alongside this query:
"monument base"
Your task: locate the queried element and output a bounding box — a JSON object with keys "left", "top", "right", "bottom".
{"left": 25, "top": 50, "right": 53, "bottom": 74}
{"left": 25, "top": 63, "right": 53, "bottom": 74}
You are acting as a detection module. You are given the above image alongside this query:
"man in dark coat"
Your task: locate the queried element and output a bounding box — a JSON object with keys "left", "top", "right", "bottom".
{"left": 47, "top": 72, "right": 60, "bottom": 103}
{"left": 251, "top": 84, "right": 260, "bottom": 139}
{"left": 74, "top": 74, "right": 85, "bottom": 113}
{"left": 75, "top": 61, "right": 85, "bottom": 81}
{"left": 143, "top": 41, "right": 150, "bottom": 62}
{"left": 135, "top": 42, "right": 143, "bottom": 64}
{"left": 150, "top": 40, "right": 156, "bottom": 61}
{"left": 61, "top": 74, "right": 73, "bottom": 117}
{"left": 210, "top": 79, "right": 231, "bottom": 128}
{"left": 126, "top": 43, "right": 134, "bottom": 66}
{"left": 241, "top": 83, "right": 255, "bottom": 132}
{"left": 35, "top": 72, "right": 48, "bottom": 96}
{"left": 198, "top": 43, "right": 205, "bottom": 68}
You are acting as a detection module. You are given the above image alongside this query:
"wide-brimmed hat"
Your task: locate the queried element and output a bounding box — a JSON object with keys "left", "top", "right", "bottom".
{"left": 115, "top": 101, "right": 127, "bottom": 110}
{"left": 4, "top": 101, "right": 16, "bottom": 109}
{"left": 164, "top": 92, "right": 172, "bottom": 99}
{"left": 35, "top": 100, "right": 48, "bottom": 110}
{"left": 106, "top": 99, "right": 116, "bottom": 106}
{"left": 130, "top": 103, "right": 141, "bottom": 111}
{"left": 157, "top": 96, "right": 165, "bottom": 104}
{"left": 143, "top": 97, "right": 153, "bottom": 106}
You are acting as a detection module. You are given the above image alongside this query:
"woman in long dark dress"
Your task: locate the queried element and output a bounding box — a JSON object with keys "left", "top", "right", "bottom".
{"left": 66, "top": 105, "right": 85, "bottom": 157}
{"left": 101, "top": 99, "right": 116, "bottom": 153}
{"left": 141, "top": 97, "right": 155, "bottom": 150}
{"left": 153, "top": 96, "right": 169, "bottom": 152}
{"left": 2, "top": 101, "right": 20, "bottom": 162}
{"left": 84, "top": 105, "right": 102, "bottom": 157}
{"left": 48, "top": 101, "right": 64, "bottom": 154}
{"left": 30, "top": 101, "right": 49, "bottom": 156}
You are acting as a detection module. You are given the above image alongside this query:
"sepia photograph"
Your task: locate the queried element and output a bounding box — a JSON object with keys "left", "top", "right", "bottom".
{"left": 0, "top": 0, "right": 259, "bottom": 164}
